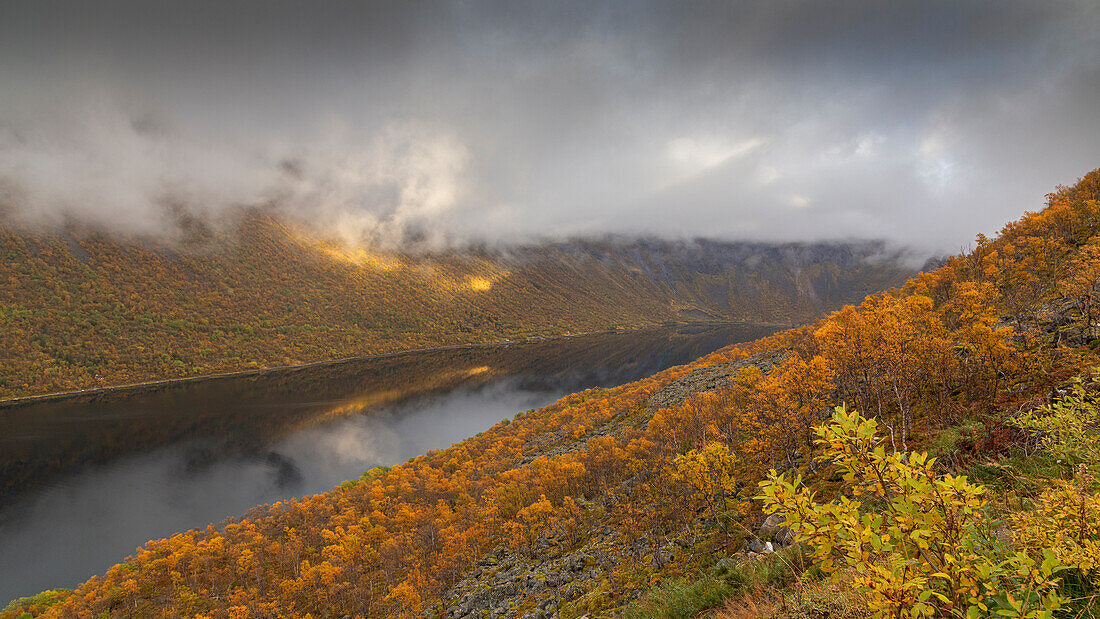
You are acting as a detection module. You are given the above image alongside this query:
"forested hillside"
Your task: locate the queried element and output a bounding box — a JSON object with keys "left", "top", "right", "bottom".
{"left": 0, "top": 216, "right": 911, "bottom": 399}
{"left": 8, "top": 170, "right": 1100, "bottom": 617}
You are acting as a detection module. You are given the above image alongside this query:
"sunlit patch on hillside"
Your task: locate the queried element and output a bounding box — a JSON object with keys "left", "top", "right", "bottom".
{"left": 466, "top": 277, "right": 494, "bottom": 291}
{"left": 318, "top": 243, "right": 403, "bottom": 271}
{"left": 411, "top": 261, "right": 510, "bottom": 293}
{"left": 283, "top": 224, "right": 407, "bottom": 271}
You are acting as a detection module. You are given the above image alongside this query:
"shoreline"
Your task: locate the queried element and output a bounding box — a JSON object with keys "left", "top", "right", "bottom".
{"left": 0, "top": 320, "right": 785, "bottom": 410}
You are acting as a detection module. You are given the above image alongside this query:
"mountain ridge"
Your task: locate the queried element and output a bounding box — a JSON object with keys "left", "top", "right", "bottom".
{"left": 9, "top": 168, "right": 1100, "bottom": 617}
{"left": 0, "top": 216, "right": 914, "bottom": 399}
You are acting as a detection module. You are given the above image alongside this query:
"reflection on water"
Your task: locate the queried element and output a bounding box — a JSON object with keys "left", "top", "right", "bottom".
{"left": 0, "top": 323, "right": 777, "bottom": 603}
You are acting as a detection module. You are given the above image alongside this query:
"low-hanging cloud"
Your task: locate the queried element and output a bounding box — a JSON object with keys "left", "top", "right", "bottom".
{"left": 1, "top": 85, "right": 275, "bottom": 235}
{"left": 1, "top": 0, "right": 1098, "bottom": 252}
{"left": 272, "top": 120, "right": 472, "bottom": 248}
{"left": 0, "top": 85, "right": 473, "bottom": 247}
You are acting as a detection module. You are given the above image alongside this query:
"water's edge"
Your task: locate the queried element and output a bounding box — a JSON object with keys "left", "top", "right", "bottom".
{"left": 0, "top": 321, "right": 787, "bottom": 410}
{"left": 0, "top": 322, "right": 782, "bottom": 602}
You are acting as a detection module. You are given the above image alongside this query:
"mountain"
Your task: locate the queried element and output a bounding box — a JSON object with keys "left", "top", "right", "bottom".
{"left": 10, "top": 168, "right": 1100, "bottom": 617}
{"left": 0, "top": 215, "right": 913, "bottom": 399}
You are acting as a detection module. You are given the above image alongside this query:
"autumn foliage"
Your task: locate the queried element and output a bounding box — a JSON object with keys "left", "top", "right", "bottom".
{"left": 759, "top": 407, "right": 1063, "bottom": 617}
{"left": 6, "top": 169, "right": 1100, "bottom": 617}
{"left": 0, "top": 218, "right": 908, "bottom": 400}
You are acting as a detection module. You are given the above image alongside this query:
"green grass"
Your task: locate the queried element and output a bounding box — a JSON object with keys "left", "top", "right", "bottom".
{"left": 960, "top": 449, "right": 1070, "bottom": 496}
{"left": 622, "top": 545, "right": 810, "bottom": 619}
{"left": 622, "top": 576, "right": 739, "bottom": 619}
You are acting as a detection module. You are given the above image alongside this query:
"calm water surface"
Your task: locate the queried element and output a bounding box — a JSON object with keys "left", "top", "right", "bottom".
{"left": 0, "top": 323, "right": 778, "bottom": 602}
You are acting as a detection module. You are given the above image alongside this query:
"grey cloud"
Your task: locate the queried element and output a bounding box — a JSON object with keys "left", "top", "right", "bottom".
{"left": 0, "top": 0, "right": 1098, "bottom": 251}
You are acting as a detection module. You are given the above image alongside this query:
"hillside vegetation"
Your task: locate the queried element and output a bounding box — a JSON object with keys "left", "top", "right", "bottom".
{"left": 11, "top": 169, "right": 1100, "bottom": 618}
{"left": 0, "top": 323, "right": 779, "bottom": 504}
{"left": 0, "top": 217, "right": 909, "bottom": 399}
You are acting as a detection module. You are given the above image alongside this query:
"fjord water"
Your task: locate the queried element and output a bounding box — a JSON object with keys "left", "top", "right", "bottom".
{"left": 0, "top": 323, "right": 777, "bottom": 603}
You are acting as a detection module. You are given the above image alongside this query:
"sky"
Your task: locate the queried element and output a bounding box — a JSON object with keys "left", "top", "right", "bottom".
{"left": 1, "top": 0, "right": 1098, "bottom": 252}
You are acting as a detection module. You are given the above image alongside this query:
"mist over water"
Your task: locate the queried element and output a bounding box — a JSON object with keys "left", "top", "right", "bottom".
{"left": 0, "top": 324, "right": 776, "bottom": 603}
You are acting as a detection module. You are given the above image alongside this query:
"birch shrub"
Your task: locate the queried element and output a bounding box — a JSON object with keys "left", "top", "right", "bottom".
{"left": 758, "top": 406, "right": 1063, "bottom": 618}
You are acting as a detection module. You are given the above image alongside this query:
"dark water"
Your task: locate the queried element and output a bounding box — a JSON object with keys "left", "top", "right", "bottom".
{"left": 0, "top": 323, "right": 778, "bottom": 603}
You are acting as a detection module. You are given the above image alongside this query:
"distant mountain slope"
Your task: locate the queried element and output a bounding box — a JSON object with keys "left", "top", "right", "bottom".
{"left": 527, "top": 237, "right": 911, "bottom": 322}
{"left": 0, "top": 215, "right": 913, "bottom": 398}
{"left": 18, "top": 168, "right": 1100, "bottom": 619}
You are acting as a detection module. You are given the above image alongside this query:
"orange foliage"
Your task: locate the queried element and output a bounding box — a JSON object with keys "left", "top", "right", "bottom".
{"left": 8, "top": 170, "right": 1100, "bottom": 617}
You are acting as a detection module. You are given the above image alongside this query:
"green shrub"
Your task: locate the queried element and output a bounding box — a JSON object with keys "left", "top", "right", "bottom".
{"left": 758, "top": 406, "right": 1064, "bottom": 618}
